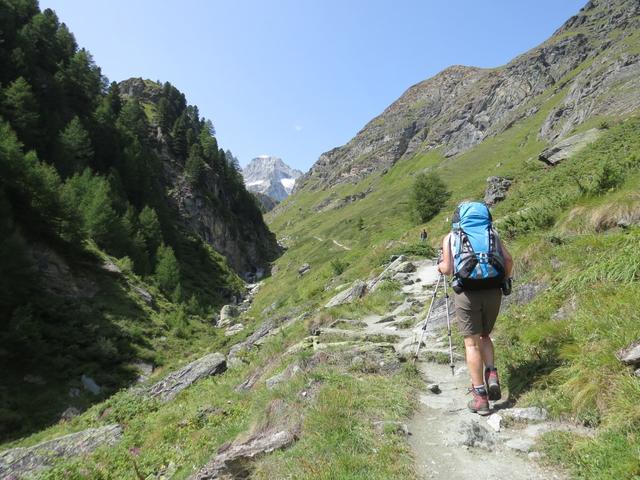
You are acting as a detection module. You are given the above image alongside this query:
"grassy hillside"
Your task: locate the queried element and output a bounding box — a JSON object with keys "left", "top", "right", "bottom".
{"left": 256, "top": 112, "right": 640, "bottom": 478}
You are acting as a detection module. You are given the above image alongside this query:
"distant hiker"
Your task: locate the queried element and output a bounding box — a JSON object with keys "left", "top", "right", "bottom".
{"left": 437, "top": 201, "right": 513, "bottom": 416}
{"left": 420, "top": 229, "right": 428, "bottom": 242}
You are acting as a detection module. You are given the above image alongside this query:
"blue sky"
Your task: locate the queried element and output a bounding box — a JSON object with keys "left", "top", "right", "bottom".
{"left": 42, "top": 0, "right": 586, "bottom": 171}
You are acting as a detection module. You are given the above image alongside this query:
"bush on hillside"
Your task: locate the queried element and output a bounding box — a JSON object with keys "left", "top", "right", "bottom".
{"left": 409, "top": 172, "right": 450, "bottom": 223}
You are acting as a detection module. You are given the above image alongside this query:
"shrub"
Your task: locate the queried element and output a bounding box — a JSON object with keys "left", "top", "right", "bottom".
{"left": 330, "top": 258, "right": 348, "bottom": 276}
{"left": 409, "top": 172, "right": 450, "bottom": 223}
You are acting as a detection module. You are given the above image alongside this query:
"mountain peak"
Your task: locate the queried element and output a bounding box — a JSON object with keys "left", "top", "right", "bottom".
{"left": 242, "top": 156, "right": 303, "bottom": 202}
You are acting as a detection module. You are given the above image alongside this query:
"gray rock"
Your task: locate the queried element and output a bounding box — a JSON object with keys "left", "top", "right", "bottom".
{"left": 486, "top": 413, "right": 502, "bottom": 432}
{"left": 219, "top": 305, "right": 239, "bottom": 327}
{"left": 189, "top": 400, "right": 300, "bottom": 479}
{"left": 81, "top": 374, "right": 101, "bottom": 395}
{"left": 225, "top": 323, "right": 245, "bottom": 337}
{"left": 501, "top": 282, "right": 548, "bottom": 309}
{"left": 298, "top": 263, "right": 311, "bottom": 276}
{"left": 617, "top": 340, "right": 640, "bottom": 365}
{"left": 501, "top": 407, "right": 549, "bottom": 422}
{"left": 68, "top": 388, "right": 81, "bottom": 398}
{"left": 459, "top": 420, "right": 495, "bottom": 450}
{"left": 60, "top": 406, "right": 81, "bottom": 422}
{"left": 265, "top": 364, "right": 301, "bottom": 390}
{"left": 484, "top": 176, "right": 512, "bottom": 206}
{"left": 132, "top": 361, "right": 154, "bottom": 383}
{"left": 325, "top": 280, "right": 368, "bottom": 308}
{"left": 101, "top": 259, "right": 122, "bottom": 274}
{"left": 396, "top": 261, "right": 416, "bottom": 273}
{"left": 538, "top": 128, "right": 601, "bottom": 165}
{"left": 505, "top": 438, "right": 536, "bottom": 453}
{"left": 635, "top": 368, "right": 640, "bottom": 378}
{"left": 131, "top": 285, "right": 155, "bottom": 309}
{"left": 427, "top": 383, "right": 441, "bottom": 394}
{"left": 0, "top": 425, "right": 122, "bottom": 478}
{"left": 145, "top": 352, "right": 226, "bottom": 402}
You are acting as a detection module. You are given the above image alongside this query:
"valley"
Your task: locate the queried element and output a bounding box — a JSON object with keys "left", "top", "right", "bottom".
{"left": 2, "top": 0, "right": 640, "bottom": 479}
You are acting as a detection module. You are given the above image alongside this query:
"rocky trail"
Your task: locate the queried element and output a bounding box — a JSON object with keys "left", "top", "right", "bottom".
{"left": 346, "top": 258, "right": 571, "bottom": 479}
{"left": 1, "top": 257, "right": 584, "bottom": 479}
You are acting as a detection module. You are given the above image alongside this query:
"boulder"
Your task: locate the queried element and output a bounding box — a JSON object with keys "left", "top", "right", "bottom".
{"left": 538, "top": 128, "right": 601, "bottom": 166}
{"left": 189, "top": 400, "right": 302, "bottom": 480}
{"left": 81, "top": 374, "right": 101, "bottom": 395}
{"left": 616, "top": 340, "right": 640, "bottom": 365}
{"left": 145, "top": 352, "right": 226, "bottom": 402}
{"left": 132, "top": 361, "right": 154, "bottom": 383}
{"left": 459, "top": 420, "right": 495, "bottom": 450}
{"left": 0, "top": 425, "right": 122, "bottom": 478}
{"left": 225, "top": 323, "right": 245, "bottom": 337}
{"left": 325, "top": 280, "right": 367, "bottom": 308}
{"left": 484, "top": 176, "right": 512, "bottom": 206}
{"left": 298, "top": 263, "right": 311, "bottom": 276}
{"left": 219, "top": 305, "right": 239, "bottom": 327}
{"left": 60, "top": 406, "right": 81, "bottom": 422}
{"left": 501, "top": 282, "right": 548, "bottom": 309}
{"left": 396, "top": 261, "right": 416, "bottom": 273}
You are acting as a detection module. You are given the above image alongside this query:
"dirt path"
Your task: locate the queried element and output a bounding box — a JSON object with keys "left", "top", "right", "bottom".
{"left": 312, "top": 235, "right": 351, "bottom": 251}
{"left": 359, "top": 259, "right": 565, "bottom": 480}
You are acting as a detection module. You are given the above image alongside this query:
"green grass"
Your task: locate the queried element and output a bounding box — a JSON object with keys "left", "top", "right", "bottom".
{"left": 257, "top": 114, "right": 640, "bottom": 478}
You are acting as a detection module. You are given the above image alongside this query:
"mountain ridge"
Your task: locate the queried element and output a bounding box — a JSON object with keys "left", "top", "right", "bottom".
{"left": 294, "top": 0, "right": 640, "bottom": 193}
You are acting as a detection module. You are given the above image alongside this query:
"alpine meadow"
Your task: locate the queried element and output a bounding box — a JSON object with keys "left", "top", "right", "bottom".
{"left": 1, "top": 1, "right": 640, "bottom": 479}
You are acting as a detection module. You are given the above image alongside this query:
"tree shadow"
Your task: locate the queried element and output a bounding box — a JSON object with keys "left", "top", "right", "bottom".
{"left": 0, "top": 249, "right": 154, "bottom": 443}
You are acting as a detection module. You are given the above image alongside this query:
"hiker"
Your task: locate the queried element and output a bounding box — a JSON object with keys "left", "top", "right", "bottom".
{"left": 420, "top": 229, "right": 428, "bottom": 242}
{"left": 437, "top": 201, "right": 513, "bottom": 415}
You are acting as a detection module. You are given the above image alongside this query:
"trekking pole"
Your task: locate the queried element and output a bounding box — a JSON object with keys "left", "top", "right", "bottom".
{"left": 442, "top": 275, "right": 455, "bottom": 376}
{"left": 412, "top": 272, "right": 442, "bottom": 364}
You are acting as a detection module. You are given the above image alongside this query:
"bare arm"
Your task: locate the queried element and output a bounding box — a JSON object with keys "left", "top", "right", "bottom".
{"left": 500, "top": 239, "right": 513, "bottom": 277}
{"left": 437, "top": 233, "right": 453, "bottom": 275}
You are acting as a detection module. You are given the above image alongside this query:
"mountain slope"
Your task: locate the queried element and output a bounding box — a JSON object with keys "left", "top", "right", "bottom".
{"left": 242, "top": 155, "right": 302, "bottom": 202}
{"left": 0, "top": 1, "right": 277, "bottom": 442}
{"left": 295, "top": 0, "right": 640, "bottom": 192}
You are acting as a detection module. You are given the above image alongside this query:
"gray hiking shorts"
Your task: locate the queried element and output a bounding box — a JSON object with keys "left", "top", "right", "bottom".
{"left": 453, "top": 289, "right": 502, "bottom": 337}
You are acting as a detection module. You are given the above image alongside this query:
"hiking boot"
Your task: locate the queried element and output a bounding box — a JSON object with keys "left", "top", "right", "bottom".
{"left": 467, "top": 388, "right": 491, "bottom": 416}
{"left": 485, "top": 368, "right": 501, "bottom": 401}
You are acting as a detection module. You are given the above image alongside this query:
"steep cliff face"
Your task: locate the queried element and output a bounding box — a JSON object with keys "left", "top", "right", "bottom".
{"left": 295, "top": 0, "right": 640, "bottom": 192}
{"left": 119, "top": 78, "right": 280, "bottom": 277}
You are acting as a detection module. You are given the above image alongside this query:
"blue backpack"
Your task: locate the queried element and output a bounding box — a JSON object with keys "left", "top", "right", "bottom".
{"left": 451, "top": 202, "right": 505, "bottom": 290}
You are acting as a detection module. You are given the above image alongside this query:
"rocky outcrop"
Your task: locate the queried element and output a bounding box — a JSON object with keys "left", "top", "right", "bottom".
{"left": 0, "top": 425, "right": 123, "bottom": 478}
{"left": 484, "top": 176, "right": 512, "bottom": 206}
{"left": 325, "top": 280, "right": 367, "bottom": 308}
{"left": 190, "top": 398, "right": 308, "bottom": 480}
{"left": 119, "top": 80, "right": 281, "bottom": 277}
{"left": 145, "top": 353, "right": 226, "bottom": 402}
{"left": 219, "top": 305, "right": 239, "bottom": 327}
{"left": 538, "top": 128, "right": 601, "bottom": 165}
{"left": 295, "top": 0, "right": 640, "bottom": 193}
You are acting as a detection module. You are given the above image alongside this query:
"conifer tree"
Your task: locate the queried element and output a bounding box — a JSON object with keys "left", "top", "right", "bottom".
{"left": 155, "top": 243, "right": 180, "bottom": 295}
{"left": 1, "top": 77, "right": 39, "bottom": 147}
{"left": 56, "top": 116, "right": 94, "bottom": 176}
{"left": 138, "top": 205, "right": 162, "bottom": 255}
